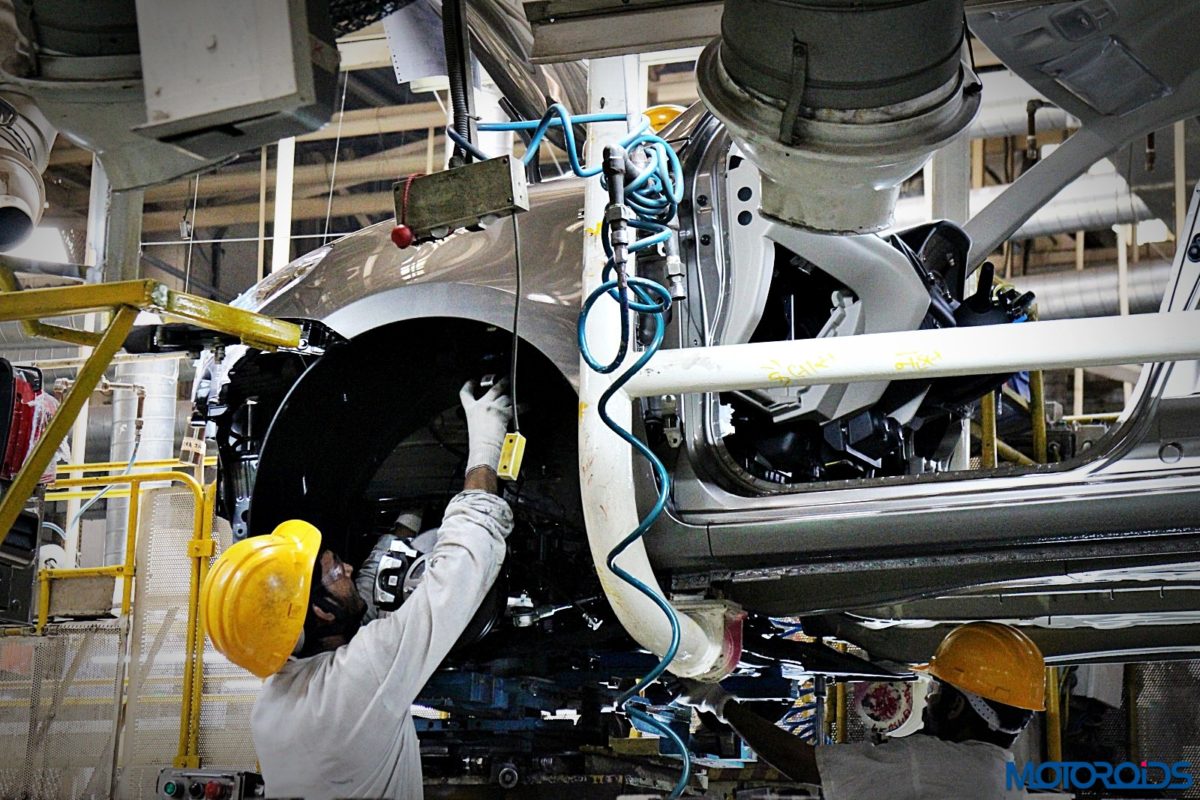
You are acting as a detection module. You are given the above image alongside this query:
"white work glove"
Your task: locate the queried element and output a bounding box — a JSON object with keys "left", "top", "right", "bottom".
{"left": 676, "top": 679, "right": 735, "bottom": 723}
{"left": 459, "top": 378, "right": 514, "bottom": 475}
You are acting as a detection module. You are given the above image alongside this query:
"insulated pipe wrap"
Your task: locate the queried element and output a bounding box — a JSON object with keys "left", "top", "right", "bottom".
{"left": 103, "top": 358, "right": 180, "bottom": 566}
{"left": 1016, "top": 260, "right": 1171, "bottom": 321}
{"left": 719, "top": 0, "right": 964, "bottom": 111}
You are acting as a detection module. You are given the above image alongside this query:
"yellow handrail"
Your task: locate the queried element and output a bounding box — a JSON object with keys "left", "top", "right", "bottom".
{"left": 39, "top": 471, "right": 203, "bottom": 629}
{"left": 39, "top": 470, "right": 213, "bottom": 769}
{"left": 0, "top": 275, "right": 299, "bottom": 538}
{"left": 55, "top": 457, "right": 218, "bottom": 475}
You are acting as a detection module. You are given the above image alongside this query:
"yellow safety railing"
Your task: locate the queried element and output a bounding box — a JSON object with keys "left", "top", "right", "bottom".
{"left": 45, "top": 458, "right": 219, "bottom": 502}
{"left": 56, "top": 457, "right": 218, "bottom": 475}
{"left": 40, "top": 470, "right": 216, "bottom": 770}
{"left": 0, "top": 270, "right": 300, "bottom": 538}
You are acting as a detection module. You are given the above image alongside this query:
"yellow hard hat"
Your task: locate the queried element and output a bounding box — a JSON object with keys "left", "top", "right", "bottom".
{"left": 925, "top": 621, "right": 1046, "bottom": 711}
{"left": 201, "top": 520, "right": 322, "bottom": 678}
{"left": 645, "top": 104, "right": 686, "bottom": 133}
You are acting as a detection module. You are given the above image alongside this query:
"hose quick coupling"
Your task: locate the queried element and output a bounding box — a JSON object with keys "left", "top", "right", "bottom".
{"left": 602, "top": 145, "right": 627, "bottom": 182}
{"left": 665, "top": 254, "right": 687, "bottom": 301}
{"left": 604, "top": 204, "right": 632, "bottom": 227}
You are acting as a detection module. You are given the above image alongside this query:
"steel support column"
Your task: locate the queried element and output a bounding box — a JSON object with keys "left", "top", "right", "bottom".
{"left": 271, "top": 137, "right": 296, "bottom": 273}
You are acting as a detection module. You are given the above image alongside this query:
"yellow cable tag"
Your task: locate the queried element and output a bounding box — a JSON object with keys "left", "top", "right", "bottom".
{"left": 497, "top": 432, "right": 526, "bottom": 480}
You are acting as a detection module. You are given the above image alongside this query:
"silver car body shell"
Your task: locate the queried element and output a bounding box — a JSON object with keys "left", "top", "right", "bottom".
{"left": 232, "top": 2, "right": 1200, "bottom": 659}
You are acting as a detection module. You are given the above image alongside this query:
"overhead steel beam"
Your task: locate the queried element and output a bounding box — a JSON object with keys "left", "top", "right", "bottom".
{"left": 140, "top": 191, "right": 394, "bottom": 234}
{"left": 524, "top": 0, "right": 721, "bottom": 62}
{"left": 143, "top": 140, "right": 431, "bottom": 203}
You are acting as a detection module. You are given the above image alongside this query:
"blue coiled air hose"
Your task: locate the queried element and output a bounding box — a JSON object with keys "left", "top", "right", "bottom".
{"left": 483, "top": 105, "right": 692, "bottom": 797}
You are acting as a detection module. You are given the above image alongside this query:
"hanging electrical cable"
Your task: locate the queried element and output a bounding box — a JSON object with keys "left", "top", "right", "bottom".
{"left": 321, "top": 70, "right": 351, "bottom": 244}
{"left": 183, "top": 174, "right": 200, "bottom": 293}
{"left": 441, "top": 0, "right": 475, "bottom": 165}
{"left": 482, "top": 103, "right": 691, "bottom": 797}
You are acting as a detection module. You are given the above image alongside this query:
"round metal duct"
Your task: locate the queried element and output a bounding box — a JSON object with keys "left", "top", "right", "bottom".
{"left": 720, "top": 0, "right": 963, "bottom": 111}
{"left": 697, "top": 0, "right": 979, "bottom": 234}
{"left": 0, "top": 93, "right": 55, "bottom": 251}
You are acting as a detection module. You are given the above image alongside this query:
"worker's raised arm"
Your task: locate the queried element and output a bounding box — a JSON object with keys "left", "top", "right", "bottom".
{"left": 678, "top": 681, "right": 821, "bottom": 785}
{"left": 351, "top": 487, "right": 511, "bottom": 710}
{"left": 331, "top": 379, "right": 515, "bottom": 712}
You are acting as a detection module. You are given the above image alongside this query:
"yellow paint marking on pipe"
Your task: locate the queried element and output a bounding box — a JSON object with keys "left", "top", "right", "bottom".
{"left": 894, "top": 351, "right": 945, "bottom": 372}
{"left": 762, "top": 354, "right": 836, "bottom": 388}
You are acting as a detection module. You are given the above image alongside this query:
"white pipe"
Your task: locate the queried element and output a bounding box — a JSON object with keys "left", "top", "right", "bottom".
{"left": 893, "top": 172, "right": 1154, "bottom": 239}
{"left": 968, "top": 70, "right": 1070, "bottom": 140}
{"left": 1115, "top": 225, "right": 1132, "bottom": 405}
{"left": 1175, "top": 120, "right": 1188, "bottom": 241}
{"left": 64, "top": 155, "right": 111, "bottom": 567}
{"left": 578, "top": 56, "right": 735, "bottom": 681}
{"left": 271, "top": 136, "right": 296, "bottom": 272}
{"left": 624, "top": 312, "right": 1200, "bottom": 398}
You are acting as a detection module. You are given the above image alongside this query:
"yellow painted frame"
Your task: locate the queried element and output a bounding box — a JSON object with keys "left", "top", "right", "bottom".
{"left": 40, "top": 470, "right": 214, "bottom": 768}
{"left": 0, "top": 274, "right": 299, "bottom": 539}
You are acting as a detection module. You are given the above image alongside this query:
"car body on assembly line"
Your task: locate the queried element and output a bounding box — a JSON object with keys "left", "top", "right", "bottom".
{"left": 195, "top": 0, "right": 1200, "bottom": 679}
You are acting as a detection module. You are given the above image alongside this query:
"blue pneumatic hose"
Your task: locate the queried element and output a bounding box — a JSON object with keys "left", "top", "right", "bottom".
{"left": 479, "top": 104, "right": 694, "bottom": 796}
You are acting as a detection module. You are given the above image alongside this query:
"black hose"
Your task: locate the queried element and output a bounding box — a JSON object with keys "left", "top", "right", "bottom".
{"left": 442, "top": 0, "right": 473, "bottom": 164}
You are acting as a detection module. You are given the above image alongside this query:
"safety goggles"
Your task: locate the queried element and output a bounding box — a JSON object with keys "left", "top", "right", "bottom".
{"left": 320, "top": 554, "right": 349, "bottom": 588}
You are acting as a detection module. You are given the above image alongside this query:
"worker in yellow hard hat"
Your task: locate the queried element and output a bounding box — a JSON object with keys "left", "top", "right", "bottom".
{"left": 678, "top": 621, "right": 1044, "bottom": 800}
{"left": 201, "top": 379, "right": 514, "bottom": 800}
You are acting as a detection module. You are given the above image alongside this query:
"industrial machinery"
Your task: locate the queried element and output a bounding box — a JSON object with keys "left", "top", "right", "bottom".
{"left": 155, "top": 768, "right": 263, "bottom": 800}
{"left": 6, "top": 0, "right": 1200, "bottom": 789}
{"left": 197, "top": 0, "right": 1200, "bottom": 674}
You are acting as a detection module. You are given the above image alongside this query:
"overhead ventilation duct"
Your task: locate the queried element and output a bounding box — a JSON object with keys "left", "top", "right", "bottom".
{"left": 0, "top": 1, "right": 55, "bottom": 251}
{"left": 0, "top": 92, "right": 53, "bottom": 250}
{"left": 1015, "top": 260, "right": 1171, "bottom": 321}
{"left": 891, "top": 172, "right": 1155, "bottom": 240}
{"left": 697, "top": 0, "right": 980, "bottom": 233}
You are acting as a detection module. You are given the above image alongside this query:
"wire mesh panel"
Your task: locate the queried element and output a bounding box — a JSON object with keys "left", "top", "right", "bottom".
{"left": 120, "top": 487, "right": 204, "bottom": 798}
{"left": 0, "top": 486, "right": 262, "bottom": 799}
{"left": 120, "top": 488, "right": 259, "bottom": 798}
{"left": 197, "top": 517, "right": 259, "bottom": 770}
{"left": 0, "top": 623, "right": 124, "bottom": 800}
{"left": 1135, "top": 661, "right": 1200, "bottom": 800}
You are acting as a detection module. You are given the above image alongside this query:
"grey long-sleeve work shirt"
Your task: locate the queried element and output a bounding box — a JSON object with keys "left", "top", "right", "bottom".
{"left": 250, "top": 491, "right": 513, "bottom": 799}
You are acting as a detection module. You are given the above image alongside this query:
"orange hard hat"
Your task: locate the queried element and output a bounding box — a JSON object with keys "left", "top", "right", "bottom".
{"left": 925, "top": 622, "right": 1046, "bottom": 711}
{"left": 201, "top": 520, "right": 322, "bottom": 678}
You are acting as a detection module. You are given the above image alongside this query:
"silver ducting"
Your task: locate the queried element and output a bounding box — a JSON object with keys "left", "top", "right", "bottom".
{"left": 460, "top": 0, "right": 587, "bottom": 121}
{"left": 0, "top": 93, "right": 54, "bottom": 249}
{"left": 103, "top": 358, "right": 179, "bottom": 566}
{"left": 697, "top": 0, "right": 980, "bottom": 233}
{"left": 0, "top": 0, "right": 223, "bottom": 191}
{"left": 892, "top": 172, "right": 1154, "bottom": 240}
{"left": 0, "top": 3, "right": 55, "bottom": 250}
{"left": 1015, "top": 260, "right": 1171, "bottom": 321}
